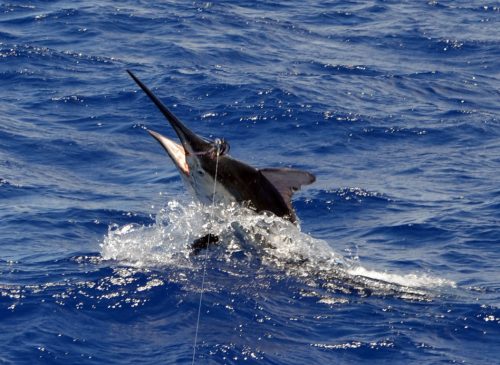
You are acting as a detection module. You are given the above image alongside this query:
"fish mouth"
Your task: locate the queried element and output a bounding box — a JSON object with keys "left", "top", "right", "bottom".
{"left": 148, "top": 129, "right": 190, "bottom": 176}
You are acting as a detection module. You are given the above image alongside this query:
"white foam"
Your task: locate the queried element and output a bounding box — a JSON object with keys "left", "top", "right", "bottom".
{"left": 100, "top": 199, "right": 455, "bottom": 296}
{"left": 100, "top": 200, "right": 202, "bottom": 267}
{"left": 347, "top": 266, "right": 456, "bottom": 289}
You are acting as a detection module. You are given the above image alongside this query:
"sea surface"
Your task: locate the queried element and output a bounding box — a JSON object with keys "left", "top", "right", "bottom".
{"left": 1, "top": 1, "right": 499, "bottom": 364}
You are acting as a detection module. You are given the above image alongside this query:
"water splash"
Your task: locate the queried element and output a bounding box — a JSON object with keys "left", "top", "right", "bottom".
{"left": 100, "top": 200, "right": 455, "bottom": 300}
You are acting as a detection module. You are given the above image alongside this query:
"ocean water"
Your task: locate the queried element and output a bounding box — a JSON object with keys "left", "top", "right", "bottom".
{"left": 1, "top": 1, "right": 499, "bottom": 364}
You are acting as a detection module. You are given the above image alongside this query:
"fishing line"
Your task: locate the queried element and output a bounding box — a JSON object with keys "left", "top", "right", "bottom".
{"left": 191, "top": 139, "right": 222, "bottom": 364}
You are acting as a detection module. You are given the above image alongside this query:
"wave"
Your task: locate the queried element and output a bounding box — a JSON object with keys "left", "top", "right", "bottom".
{"left": 0, "top": 43, "right": 119, "bottom": 69}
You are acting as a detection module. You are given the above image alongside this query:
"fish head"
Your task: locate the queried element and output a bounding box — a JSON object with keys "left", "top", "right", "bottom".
{"left": 127, "top": 70, "right": 232, "bottom": 203}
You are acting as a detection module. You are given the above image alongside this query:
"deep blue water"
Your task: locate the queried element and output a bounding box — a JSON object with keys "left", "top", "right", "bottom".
{"left": 1, "top": 1, "right": 499, "bottom": 364}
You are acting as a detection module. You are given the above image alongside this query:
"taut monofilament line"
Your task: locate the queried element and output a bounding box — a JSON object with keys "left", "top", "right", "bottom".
{"left": 191, "top": 140, "right": 223, "bottom": 364}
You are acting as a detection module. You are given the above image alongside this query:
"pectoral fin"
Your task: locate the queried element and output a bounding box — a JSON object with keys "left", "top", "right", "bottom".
{"left": 190, "top": 233, "right": 220, "bottom": 256}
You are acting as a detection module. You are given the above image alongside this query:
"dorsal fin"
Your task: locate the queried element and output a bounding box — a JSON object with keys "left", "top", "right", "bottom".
{"left": 260, "top": 168, "right": 316, "bottom": 210}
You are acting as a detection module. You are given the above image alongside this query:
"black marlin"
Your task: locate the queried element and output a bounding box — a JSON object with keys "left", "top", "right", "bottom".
{"left": 127, "top": 70, "right": 315, "bottom": 224}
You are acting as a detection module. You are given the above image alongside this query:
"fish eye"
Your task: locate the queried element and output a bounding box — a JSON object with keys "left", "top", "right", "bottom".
{"left": 197, "top": 170, "right": 205, "bottom": 176}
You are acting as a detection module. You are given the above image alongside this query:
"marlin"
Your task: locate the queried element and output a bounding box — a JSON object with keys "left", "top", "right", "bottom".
{"left": 127, "top": 70, "right": 315, "bottom": 225}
